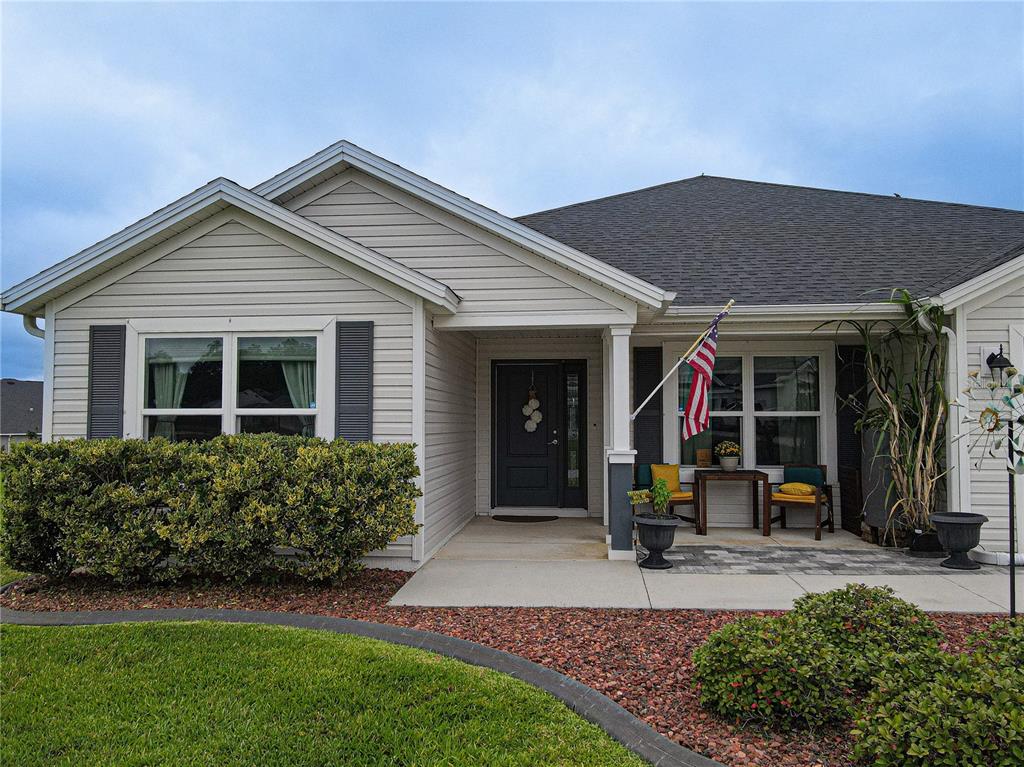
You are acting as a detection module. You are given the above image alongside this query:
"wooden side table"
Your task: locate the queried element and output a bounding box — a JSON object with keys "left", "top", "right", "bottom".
{"left": 693, "top": 469, "right": 771, "bottom": 536}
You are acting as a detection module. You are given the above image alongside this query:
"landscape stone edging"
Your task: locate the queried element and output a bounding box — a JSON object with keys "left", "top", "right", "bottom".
{"left": 0, "top": 604, "right": 723, "bottom": 767}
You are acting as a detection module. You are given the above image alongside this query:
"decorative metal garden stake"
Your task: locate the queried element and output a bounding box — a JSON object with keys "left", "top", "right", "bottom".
{"left": 957, "top": 366, "right": 1023, "bottom": 618}
{"left": 1009, "top": 418, "right": 1017, "bottom": 618}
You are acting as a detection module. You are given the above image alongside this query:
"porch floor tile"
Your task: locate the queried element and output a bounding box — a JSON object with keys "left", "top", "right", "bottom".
{"left": 654, "top": 544, "right": 976, "bottom": 575}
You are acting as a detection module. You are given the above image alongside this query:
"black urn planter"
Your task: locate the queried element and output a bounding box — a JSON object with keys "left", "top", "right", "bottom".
{"left": 906, "top": 529, "right": 945, "bottom": 558}
{"left": 932, "top": 512, "right": 989, "bottom": 570}
{"left": 633, "top": 513, "right": 680, "bottom": 570}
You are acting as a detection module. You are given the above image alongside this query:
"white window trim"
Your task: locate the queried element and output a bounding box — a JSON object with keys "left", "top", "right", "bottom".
{"left": 128, "top": 319, "right": 334, "bottom": 440}
{"left": 661, "top": 339, "right": 838, "bottom": 483}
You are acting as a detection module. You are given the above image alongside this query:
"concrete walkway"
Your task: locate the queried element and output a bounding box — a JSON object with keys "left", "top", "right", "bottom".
{"left": 390, "top": 517, "right": 1014, "bottom": 612}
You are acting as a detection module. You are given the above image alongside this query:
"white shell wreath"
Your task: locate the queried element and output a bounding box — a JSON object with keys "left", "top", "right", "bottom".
{"left": 522, "top": 372, "right": 543, "bottom": 432}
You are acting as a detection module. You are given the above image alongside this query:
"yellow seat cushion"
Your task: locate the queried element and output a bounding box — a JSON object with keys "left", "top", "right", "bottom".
{"left": 779, "top": 482, "right": 816, "bottom": 496}
{"left": 772, "top": 492, "right": 818, "bottom": 504}
{"left": 669, "top": 491, "right": 694, "bottom": 503}
{"left": 650, "top": 464, "right": 681, "bottom": 493}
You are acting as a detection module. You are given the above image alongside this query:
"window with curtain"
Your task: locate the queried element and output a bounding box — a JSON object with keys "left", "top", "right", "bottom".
{"left": 236, "top": 336, "right": 317, "bottom": 437}
{"left": 678, "top": 353, "right": 822, "bottom": 466}
{"left": 142, "top": 337, "right": 223, "bottom": 441}
{"left": 754, "top": 356, "right": 819, "bottom": 465}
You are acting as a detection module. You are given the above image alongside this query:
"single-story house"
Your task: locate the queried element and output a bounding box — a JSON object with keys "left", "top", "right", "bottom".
{"left": 3, "top": 141, "right": 1022, "bottom": 568}
{"left": 0, "top": 378, "right": 43, "bottom": 450}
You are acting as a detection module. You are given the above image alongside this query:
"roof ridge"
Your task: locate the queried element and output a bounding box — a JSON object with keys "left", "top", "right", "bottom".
{"left": 518, "top": 174, "right": 1024, "bottom": 219}
{"left": 517, "top": 175, "right": 706, "bottom": 219}
{"left": 698, "top": 175, "right": 1024, "bottom": 214}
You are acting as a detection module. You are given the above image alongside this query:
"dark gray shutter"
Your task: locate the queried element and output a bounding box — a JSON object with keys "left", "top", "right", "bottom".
{"left": 335, "top": 321, "right": 374, "bottom": 441}
{"left": 86, "top": 325, "right": 126, "bottom": 439}
{"left": 632, "top": 347, "right": 663, "bottom": 463}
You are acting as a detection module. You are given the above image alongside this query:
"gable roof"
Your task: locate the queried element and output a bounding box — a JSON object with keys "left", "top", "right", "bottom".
{"left": 253, "top": 141, "right": 675, "bottom": 309}
{"left": 0, "top": 379, "right": 43, "bottom": 436}
{"left": 516, "top": 175, "right": 1024, "bottom": 308}
{"left": 1, "top": 178, "right": 460, "bottom": 316}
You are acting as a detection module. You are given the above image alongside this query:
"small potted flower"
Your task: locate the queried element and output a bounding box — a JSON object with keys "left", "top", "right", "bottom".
{"left": 629, "top": 479, "right": 679, "bottom": 569}
{"left": 714, "top": 441, "right": 741, "bottom": 471}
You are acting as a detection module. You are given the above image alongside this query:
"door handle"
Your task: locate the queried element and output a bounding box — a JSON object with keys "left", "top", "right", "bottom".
{"left": 548, "top": 439, "right": 559, "bottom": 445}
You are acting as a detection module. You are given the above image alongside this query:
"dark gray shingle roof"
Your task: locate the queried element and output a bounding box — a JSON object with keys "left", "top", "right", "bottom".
{"left": 516, "top": 176, "right": 1024, "bottom": 307}
{"left": 1, "top": 379, "right": 43, "bottom": 436}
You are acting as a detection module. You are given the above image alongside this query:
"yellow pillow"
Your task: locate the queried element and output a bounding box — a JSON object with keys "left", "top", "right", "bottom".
{"left": 651, "top": 464, "right": 681, "bottom": 493}
{"left": 779, "top": 482, "right": 816, "bottom": 496}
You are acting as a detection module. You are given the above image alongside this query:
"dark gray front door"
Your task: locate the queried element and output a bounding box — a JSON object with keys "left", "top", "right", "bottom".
{"left": 493, "top": 361, "right": 587, "bottom": 508}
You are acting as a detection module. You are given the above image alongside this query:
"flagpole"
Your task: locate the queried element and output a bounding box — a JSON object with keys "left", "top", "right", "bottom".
{"left": 630, "top": 299, "right": 734, "bottom": 421}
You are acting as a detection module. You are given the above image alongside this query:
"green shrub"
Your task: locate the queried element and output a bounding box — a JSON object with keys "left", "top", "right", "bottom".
{"left": 692, "top": 614, "right": 851, "bottom": 727}
{"left": 57, "top": 439, "right": 184, "bottom": 583}
{"left": 1, "top": 441, "right": 77, "bottom": 578}
{"left": 164, "top": 435, "right": 295, "bottom": 582}
{"left": 791, "top": 583, "right": 942, "bottom": 689}
{"left": 0, "top": 435, "right": 421, "bottom": 584}
{"left": 279, "top": 440, "right": 420, "bottom": 581}
{"left": 852, "top": 639, "right": 1024, "bottom": 767}
{"left": 966, "top": 618, "right": 1024, "bottom": 668}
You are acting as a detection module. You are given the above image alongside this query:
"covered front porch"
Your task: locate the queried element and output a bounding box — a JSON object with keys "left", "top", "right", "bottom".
{"left": 446, "top": 311, "right": 875, "bottom": 564}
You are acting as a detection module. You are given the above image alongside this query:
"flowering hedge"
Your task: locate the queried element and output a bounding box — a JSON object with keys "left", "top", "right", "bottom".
{"left": 0, "top": 435, "right": 420, "bottom": 583}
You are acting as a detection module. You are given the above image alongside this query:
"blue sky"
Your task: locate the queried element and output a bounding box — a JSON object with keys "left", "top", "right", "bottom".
{"left": 2, "top": 2, "right": 1022, "bottom": 379}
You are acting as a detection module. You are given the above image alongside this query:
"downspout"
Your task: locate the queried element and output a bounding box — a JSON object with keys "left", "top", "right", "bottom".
{"left": 23, "top": 315, "right": 45, "bottom": 339}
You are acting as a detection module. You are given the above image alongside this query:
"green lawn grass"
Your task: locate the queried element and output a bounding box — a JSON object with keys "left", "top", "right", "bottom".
{"left": 0, "top": 563, "right": 26, "bottom": 586}
{"left": 1, "top": 622, "right": 646, "bottom": 767}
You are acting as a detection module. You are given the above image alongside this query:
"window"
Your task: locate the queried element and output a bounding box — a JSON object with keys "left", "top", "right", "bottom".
{"left": 673, "top": 348, "right": 826, "bottom": 468}
{"left": 235, "top": 336, "right": 317, "bottom": 437}
{"left": 143, "top": 337, "right": 223, "bottom": 441}
{"left": 678, "top": 357, "right": 743, "bottom": 465}
{"left": 753, "top": 356, "right": 819, "bottom": 466}
{"left": 566, "top": 371, "right": 581, "bottom": 488}
{"left": 140, "top": 333, "right": 318, "bottom": 441}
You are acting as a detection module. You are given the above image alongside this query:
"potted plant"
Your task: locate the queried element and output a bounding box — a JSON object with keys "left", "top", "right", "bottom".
{"left": 630, "top": 478, "right": 679, "bottom": 569}
{"left": 715, "top": 441, "right": 741, "bottom": 471}
{"left": 828, "top": 291, "right": 949, "bottom": 552}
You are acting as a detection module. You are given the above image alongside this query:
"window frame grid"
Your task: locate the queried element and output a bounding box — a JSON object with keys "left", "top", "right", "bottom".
{"left": 137, "top": 330, "right": 321, "bottom": 440}
{"left": 661, "top": 340, "right": 836, "bottom": 481}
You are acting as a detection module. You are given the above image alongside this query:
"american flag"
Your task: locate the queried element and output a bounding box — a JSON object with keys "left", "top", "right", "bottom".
{"left": 681, "top": 309, "right": 729, "bottom": 441}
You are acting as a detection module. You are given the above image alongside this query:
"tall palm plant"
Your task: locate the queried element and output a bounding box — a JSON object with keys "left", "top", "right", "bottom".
{"left": 830, "top": 290, "right": 949, "bottom": 540}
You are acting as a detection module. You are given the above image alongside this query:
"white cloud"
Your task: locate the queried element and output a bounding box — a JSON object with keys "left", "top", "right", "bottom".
{"left": 414, "top": 44, "right": 797, "bottom": 215}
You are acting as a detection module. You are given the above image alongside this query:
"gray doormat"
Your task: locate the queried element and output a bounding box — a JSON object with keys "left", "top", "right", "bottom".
{"left": 650, "top": 545, "right": 985, "bottom": 575}
{"left": 493, "top": 515, "right": 559, "bottom": 523}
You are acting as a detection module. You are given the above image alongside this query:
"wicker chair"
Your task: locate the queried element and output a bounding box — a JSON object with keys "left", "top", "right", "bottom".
{"left": 767, "top": 464, "right": 834, "bottom": 541}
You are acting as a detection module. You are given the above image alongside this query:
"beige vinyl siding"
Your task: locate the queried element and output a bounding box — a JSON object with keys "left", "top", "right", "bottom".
{"left": 51, "top": 221, "right": 414, "bottom": 441}
{"left": 476, "top": 334, "right": 605, "bottom": 517}
{"left": 287, "top": 170, "right": 625, "bottom": 322}
{"left": 423, "top": 321, "right": 477, "bottom": 557}
{"left": 963, "top": 279, "right": 1024, "bottom": 552}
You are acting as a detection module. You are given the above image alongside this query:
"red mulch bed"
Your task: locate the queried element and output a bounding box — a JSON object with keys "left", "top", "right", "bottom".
{"left": 0, "top": 571, "right": 1002, "bottom": 767}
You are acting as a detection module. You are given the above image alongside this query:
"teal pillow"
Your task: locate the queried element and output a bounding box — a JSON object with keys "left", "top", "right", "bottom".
{"left": 635, "top": 463, "right": 653, "bottom": 489}
{"left": 784, "top": 466, "right": 824, "bottom": 487}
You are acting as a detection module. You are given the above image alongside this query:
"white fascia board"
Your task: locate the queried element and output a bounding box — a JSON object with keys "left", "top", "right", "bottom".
{"left": 253, "top": 141, "right": 673, "bottom": 309}
{"left": 934, "top": 251, "right": 1024, "bottom": 310}
{"left": 2, "top": 179, "right": 459, "bottom": 316}
{"left": 662, "top": 302, "right": 904, "bottom": 320}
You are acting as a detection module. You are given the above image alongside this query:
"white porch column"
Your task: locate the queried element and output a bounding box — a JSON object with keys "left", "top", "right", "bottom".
{"left": 605, "top": 325, "right": 636, "bottom": 558}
